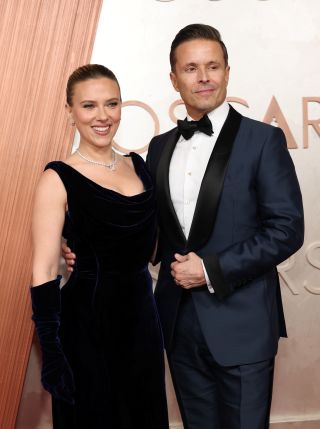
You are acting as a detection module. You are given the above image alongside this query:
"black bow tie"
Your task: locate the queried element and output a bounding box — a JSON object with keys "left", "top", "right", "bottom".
{"left": 177, "top": 114, "right": 213, "bottom": 140}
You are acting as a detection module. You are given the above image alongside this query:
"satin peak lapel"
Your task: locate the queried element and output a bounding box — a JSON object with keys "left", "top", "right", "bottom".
{"left": 156, "top": 128, "right": 186, "bottom": 250}
{"left": 187, "top": 106, "right": 242, "bottom": 251}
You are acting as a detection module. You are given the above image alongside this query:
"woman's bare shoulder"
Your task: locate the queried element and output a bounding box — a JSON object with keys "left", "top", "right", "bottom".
{"left": 35, "top": 168, "right": 66, "bottom": 202}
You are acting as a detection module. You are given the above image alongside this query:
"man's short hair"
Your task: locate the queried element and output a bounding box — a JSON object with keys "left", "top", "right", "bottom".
{"left": 170, "top": 23, "right": 228, "bottom": 71}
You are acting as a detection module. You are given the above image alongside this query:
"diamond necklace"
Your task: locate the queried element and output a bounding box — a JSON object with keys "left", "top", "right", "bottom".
{"left": 76, "top": 149, "right": 118, "bottom": 171}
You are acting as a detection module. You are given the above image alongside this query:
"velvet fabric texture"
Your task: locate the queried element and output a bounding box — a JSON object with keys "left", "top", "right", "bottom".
{"left": 30, "top": 275, "right": 75, "bottom": 404}
{"left": 44, "top": 153, "right": 169, "bottom": 429}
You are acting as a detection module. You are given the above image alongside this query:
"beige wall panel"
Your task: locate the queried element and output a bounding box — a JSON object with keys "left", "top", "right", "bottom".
{"left": 0, "top": 1, "right": 102, "bottom": 428}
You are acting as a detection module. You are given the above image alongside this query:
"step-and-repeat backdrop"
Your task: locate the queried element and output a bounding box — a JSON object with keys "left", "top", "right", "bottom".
{"left": 17, "top": 1, "right": 320, "bottom": 427}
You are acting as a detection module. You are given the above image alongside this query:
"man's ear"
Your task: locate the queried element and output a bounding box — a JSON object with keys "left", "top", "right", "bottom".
{"left": 225, "top": 65, "right": 230, "bottom": 86}
{"left": 170, "top": 71, "right": 179, "bottom": 92}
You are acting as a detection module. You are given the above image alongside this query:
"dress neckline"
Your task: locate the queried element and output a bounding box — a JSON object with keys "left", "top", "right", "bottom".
{"left": 60, "top": 152, "right": 148, "bottom": 198}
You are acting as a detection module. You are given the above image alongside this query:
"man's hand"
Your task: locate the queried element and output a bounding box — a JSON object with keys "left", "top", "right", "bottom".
{"left": 61, "top": 242, "right": 76, "bottom": 273}
{"left": 170, "top": 252, "right": 206, "bottom": 289}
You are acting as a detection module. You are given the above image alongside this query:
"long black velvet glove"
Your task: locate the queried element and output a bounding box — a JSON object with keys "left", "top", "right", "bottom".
{"left": 30, "top": 275, "right": 75, "bottom": 404}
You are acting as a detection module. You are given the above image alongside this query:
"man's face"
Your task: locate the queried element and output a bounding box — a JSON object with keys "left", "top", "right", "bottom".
{"left": 170, "top": 39, "right": 230, "bottom": 120}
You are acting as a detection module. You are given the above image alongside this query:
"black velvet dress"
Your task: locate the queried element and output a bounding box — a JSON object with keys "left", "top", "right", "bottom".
{"left": 45, "top": 153, "right": 169, "bottom": 429}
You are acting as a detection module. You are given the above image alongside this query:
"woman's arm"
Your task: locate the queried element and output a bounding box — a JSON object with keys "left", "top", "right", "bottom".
{"left": 32, "top": 169, "right": 67, "bottom": 286}
{"left": 30, "top": 168, "right": 75, "bottom": 404}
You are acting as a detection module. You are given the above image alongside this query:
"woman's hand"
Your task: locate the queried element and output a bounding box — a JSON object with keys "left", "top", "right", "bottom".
{"left": 61, "top": 241, "right": 76, "bottom": 272}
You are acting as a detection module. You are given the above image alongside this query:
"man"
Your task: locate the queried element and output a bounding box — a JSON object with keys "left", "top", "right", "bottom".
{"left": 64, "top": 24, "right": 303, "bottom": 429}
{"left": 145, "top": 24, "right": 304, "bottom": 429}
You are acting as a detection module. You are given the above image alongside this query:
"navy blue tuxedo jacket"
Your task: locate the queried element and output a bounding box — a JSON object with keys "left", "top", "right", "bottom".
{"left": 146, "top": 105, "right": 304, "bottom": 366}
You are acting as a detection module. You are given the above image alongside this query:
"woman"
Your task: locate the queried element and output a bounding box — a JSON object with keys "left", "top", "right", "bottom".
{"left": 31, "top": 64, "right": 169, "bottom": 428}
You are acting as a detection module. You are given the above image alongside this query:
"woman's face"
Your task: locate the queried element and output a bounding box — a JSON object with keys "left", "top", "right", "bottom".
{"left": 68, "top": 77, "right": 121, "bottom": 150}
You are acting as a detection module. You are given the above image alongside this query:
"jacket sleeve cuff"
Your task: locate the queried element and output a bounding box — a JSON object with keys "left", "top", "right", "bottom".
{"left": 201, "top": 259, "right": 215, "bottom": 293}
{"left": 202, "top": 254, "right": 231, "bottom": 300}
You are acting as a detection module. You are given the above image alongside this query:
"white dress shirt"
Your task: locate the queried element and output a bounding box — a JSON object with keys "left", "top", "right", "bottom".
{"left": 169, "top": 101, "right": 230, "bottom": 293}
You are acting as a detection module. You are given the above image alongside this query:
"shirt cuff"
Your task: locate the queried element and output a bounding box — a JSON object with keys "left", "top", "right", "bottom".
{"left": 201, "top": 259, "right": 214, "bottom": 293}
